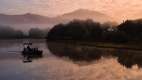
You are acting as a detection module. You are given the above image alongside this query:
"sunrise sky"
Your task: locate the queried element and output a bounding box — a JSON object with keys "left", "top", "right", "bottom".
{"left": 0, "top": 0, "right": 142, "bottom": 22}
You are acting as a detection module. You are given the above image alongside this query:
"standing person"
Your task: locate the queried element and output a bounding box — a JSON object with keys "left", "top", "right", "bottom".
{"left": 22, "top": 44, "right": 32, "bottom": 62}
{"left": 26, "top": 45, "right": 32, "bottom": 61}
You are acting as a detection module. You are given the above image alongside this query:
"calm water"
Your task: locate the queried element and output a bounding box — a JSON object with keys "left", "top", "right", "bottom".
{"left": 1, "top": 40, "right": 142, "bottom": 80}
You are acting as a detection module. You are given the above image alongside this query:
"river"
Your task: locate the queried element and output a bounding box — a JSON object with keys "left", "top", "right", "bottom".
{"left": 0, "top": 39, "right": 142, "bottom": 80}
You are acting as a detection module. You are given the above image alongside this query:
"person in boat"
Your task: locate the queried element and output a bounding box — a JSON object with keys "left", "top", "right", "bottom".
{"left": 23, "top": 44, "right": 33, "bottom": 61}
{"left": 27, "top": 45, "right": 32, "bottom": 51}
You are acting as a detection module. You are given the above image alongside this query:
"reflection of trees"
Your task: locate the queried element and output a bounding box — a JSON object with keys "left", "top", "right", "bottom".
{"left": 47, "top": 19, "right": 142, "bottom": 68}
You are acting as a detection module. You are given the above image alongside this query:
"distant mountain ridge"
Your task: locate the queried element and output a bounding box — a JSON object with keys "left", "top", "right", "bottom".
{"left": 0, "top": 9, "right": 115, "bottom": 31}
{"left": 54, "top": 9, "right": 114, "bottom": 23}
{"left": 0, "top": 13, "right": 52, "bottom": 24}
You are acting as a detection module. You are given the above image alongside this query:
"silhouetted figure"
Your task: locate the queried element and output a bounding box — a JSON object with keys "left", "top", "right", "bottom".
{"left": 26, "top": 45, "right": 32, "bottom": 60}
{"left": 22, "top": 42, "right": 43, "bottom": 63}
{"left": 22, "top": 44, "right": 32, "bottom": 62}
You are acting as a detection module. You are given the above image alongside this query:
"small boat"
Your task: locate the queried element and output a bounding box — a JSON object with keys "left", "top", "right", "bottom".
{"left": 23, "top": 58, "right": 32, "bottom": 63}
{"left": 22, "top": 42, "right": 43, "bottom": 62}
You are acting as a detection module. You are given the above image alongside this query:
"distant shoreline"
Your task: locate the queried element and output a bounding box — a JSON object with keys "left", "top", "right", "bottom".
{"left": 47, "top": 40, "right": 142, "bottom": 51}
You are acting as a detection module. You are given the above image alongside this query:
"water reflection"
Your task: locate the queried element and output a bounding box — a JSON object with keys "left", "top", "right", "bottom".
{"left": 0, "top": 39, "right": 46, "bottom": 61}
{"left": 1, "top": 40, "right": 142, "bottom": 80}
{"left": 47, "top": 42, "right": 142, "bottom": 68}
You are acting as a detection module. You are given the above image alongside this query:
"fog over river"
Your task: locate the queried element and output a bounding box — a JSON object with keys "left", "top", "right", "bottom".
{"left": 0, "top": 40, "right": 142, "bottom": 80}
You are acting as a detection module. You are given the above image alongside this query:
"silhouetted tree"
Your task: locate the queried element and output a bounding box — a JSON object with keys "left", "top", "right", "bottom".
{"left": 47, "top": 19, "right": 104, "bottom": 41}
{"left": 118, "top": 19, "right": 142, "bottom": 42}
{"left": 0, "top": 25, "right": 25, "bottom": 39}
{"left": 29, "top": 28, "right": 47, "bottom": 39}
{"left": 47, "top": 19, "right": 142, "bottom": 68}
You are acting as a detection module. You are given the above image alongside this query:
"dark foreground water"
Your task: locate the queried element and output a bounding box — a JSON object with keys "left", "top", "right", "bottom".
{"left": 0, "top": 40, "right": 142, "bottom": 80}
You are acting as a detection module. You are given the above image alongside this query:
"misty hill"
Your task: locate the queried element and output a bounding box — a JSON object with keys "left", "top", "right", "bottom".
{"left": 0, "top": 9, "right": 115, "bottom": 31}
{"left": 0, "top": 13, "right": 53, "bottom": 24}
{"left": 0, "top": 13, "right": 54, "bottom": 31}
{"left": 54, "top": 9, "right": 114, "bottom": 23}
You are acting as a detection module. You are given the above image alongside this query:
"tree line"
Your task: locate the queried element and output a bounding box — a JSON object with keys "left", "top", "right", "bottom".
{"left": 0, "top": 25, "right": 48, "bottom": 39}
{"left": 47, "top": 19, "right": 142, "bottom": 68}
{"left": 47, "top": 19, "right": 142, "bottom": 43}
{"left": 1, "top": 18, "right": 142, "bottom": 41}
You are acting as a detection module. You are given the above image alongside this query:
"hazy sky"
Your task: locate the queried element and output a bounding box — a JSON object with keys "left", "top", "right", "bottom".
{"left": 0, "top": 0, "right": 142, "bottom": 22}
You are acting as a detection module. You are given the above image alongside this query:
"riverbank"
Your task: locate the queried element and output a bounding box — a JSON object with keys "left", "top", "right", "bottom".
{"left": 47, "top": 40, "right": 142, "bottom": 51}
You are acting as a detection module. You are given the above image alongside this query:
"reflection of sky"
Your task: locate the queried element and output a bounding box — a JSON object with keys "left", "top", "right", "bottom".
{"left": 0, "top": 40, "right": 142, "bottom": 80}
{"left": 0, "top": 0, "right": 142, "bottom": 22}
{"left": 1, "top": 57, "right": 142, "bottom": 80}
